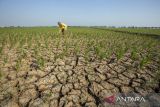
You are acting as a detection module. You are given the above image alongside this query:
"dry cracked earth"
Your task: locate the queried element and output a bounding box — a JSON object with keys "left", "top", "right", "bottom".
{"left": 0, "top": 47, "right": 160, "bottom": 107}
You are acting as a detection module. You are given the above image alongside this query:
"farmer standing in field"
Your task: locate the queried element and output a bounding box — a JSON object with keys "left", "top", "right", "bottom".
{"left": 58, "top": 22, "right": 67, "bottom": 35}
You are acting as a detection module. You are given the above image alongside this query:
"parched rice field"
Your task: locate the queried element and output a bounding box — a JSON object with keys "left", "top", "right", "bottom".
{"left": 0, "top": 27, "right": 160, "bottom": 107}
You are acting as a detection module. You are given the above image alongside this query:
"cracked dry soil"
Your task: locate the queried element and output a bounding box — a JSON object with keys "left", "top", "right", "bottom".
{"left": 0, "top": 50, "right": 160, "bottom": 107}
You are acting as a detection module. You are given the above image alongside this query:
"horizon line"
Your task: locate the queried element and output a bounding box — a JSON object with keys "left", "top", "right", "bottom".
{"left": 0, "top": 26, "right": 160, "bottom": 28}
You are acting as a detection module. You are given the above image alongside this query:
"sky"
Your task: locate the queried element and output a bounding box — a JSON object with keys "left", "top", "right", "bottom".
{"left": 0, "top": 0, "right": 160, "bottom": 27}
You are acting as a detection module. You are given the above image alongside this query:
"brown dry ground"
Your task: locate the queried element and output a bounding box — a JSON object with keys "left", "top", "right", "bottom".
{"left": 0, "top": 27, "right": 160, "bottom": 107}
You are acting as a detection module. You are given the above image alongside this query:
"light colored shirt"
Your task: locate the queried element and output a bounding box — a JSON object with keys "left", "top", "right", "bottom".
{"left": 58, "top": 23, "right": 67, "bottom": 30}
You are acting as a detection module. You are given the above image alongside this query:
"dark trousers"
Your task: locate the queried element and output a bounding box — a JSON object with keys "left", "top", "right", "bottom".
{"left": 61, "top": 28, "right": 65, "bottom": 35}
